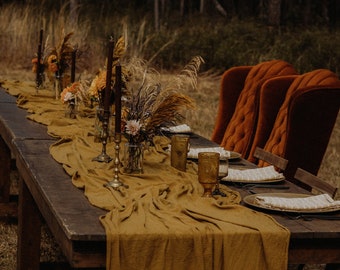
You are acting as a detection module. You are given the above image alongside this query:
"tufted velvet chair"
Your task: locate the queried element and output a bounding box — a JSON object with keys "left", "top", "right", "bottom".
{"left": 211, "top": 66, "right": 252, "bottom": 145}
{"left": 258, "top": 69, "right": 340, "bottom": 182}
{"left": 214, "top": 60, "right": 297, "bottom": 158}
{"left": 247, "top": 75, "right": 299, "bottom": 163}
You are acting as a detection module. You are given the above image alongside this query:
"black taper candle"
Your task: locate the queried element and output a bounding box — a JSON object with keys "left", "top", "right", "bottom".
{"left": 71, "top": 49, "right": 76, "bottom": 83}
{"left": 104, "top": 40, "right": 114, "bottom": 112}
{"left": 36, "top": 29, "right": 43, "bottom": 88}
{"left": 115, "top": 63, "right": 122, "bottom": 134}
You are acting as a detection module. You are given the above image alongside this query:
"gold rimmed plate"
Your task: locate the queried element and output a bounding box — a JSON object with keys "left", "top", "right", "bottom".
{"left": 243, "top": 193, "right": 340, "bottom": 213}
{"left": 222, "top": 177, "right": 285, "bottom": 184}
{"left": 187, "top": 150, "right": 241, "bottom": 161}
{"left": 228, "top": 151, "right": 242, "bottom": 160}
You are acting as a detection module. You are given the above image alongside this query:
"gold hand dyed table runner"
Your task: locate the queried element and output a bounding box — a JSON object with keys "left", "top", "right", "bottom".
{"left": 3, "top": 80, "right": 290, "bottom": 270}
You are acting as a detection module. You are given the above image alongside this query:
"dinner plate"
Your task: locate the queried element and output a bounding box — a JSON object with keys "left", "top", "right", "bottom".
{"left": 228, "top": 151, "right": 242, "bottom": 160}
{"left": 222, "top": 177, "right": 285, "bottom": 184}
{"left": 187, "top": 150, "right": 241, "bottom": 161}
{"left": 243, "top": 193, "right": 340, "bottom": 213}
{"left": 160, "top": 125, "right": 192, "bottom": 134}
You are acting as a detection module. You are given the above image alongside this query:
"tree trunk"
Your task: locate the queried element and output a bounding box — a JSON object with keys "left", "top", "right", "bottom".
{"left": 303, "top": 0, "right": 312, "bottom": 25}
{"left": 212, "top": 0, "right": 227, "bottom": 17}
{"left": 180, "top": 0, "right": 185, "bottom": 17}
{"left": 154, "top": 0, "right": 159, "bottom": 31}
{"left": 200, "top": 0, "right": 205, "bottom": 14}
{"left": 267, "top": 0, "right": 281, "bottom": 27}
{"left": 327, "top": 0, "right": 337, "bottom": 31}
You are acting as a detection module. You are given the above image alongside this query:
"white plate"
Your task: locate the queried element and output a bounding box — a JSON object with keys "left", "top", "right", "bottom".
{"left": 161, "top": 124, "right": 192, "bottom": 134}
{"left": 222, "top": 177, "right": 285, "bottom": 184}
{"left": 229, "top": 151, "right": 242, "bottom": 160}
{"left": 187, "top": 150, "right": 241, "bottom": 161}
{"left": 243, "top": 193, "right": 340, "bottom": 213}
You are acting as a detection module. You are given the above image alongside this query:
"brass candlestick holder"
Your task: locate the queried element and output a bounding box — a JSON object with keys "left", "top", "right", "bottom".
{"left": 92, "top": 110, "right": 112, "bottom": 163}
{"left": 104, "top": 133, "right": 128, "bottom": 189}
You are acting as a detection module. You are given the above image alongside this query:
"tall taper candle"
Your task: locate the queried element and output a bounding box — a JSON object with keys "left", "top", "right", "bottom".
{"left": 104, "top": 40, "right": 114, "bottom": 112}
{"left": 115, "top": 63, "right": 122, "bottom": 134}
{"left": 36, "top": 29, "right": 43, "bottom": 89}
{"left": 71, "top": 49, "right": 76, "bottom": 83}
{"left": 39, "top": 29, "right": 43, "bottom": 45}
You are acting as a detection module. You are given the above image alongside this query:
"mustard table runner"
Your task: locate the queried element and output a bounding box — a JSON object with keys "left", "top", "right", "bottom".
{"left": 3, "top": 80, "right": 290, "bottom": 270}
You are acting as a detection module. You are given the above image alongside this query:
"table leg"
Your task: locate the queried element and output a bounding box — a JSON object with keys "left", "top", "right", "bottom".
{"left": 0, "top": 135, "right": 10, "bottom": 203}
{"left": 17, "top": 175, "right": 42, "bottom": 270}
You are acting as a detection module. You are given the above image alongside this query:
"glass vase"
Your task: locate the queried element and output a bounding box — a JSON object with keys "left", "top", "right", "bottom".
{"left": 123, "top": 143, "right": 144, "bottom": 174}
{"left": 65, "top": 99, "right": 77, "bottom": 119}
{"left": 94, "top": 106, "right": 104, "bottom": 142}
{"left": 93, "top": 106, "right": 114, "bottom": 142}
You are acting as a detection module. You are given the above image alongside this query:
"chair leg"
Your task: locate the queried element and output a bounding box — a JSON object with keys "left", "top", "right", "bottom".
{"left": 297, "top": 264, "right": 305, "bottom": 270}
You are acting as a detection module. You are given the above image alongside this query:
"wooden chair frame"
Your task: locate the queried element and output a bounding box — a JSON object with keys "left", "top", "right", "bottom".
{"left": 254, "top": 146, "right": 288, "bottom": 171}
{"left": 294, "top": 168, "right": 338, "bottom": 198}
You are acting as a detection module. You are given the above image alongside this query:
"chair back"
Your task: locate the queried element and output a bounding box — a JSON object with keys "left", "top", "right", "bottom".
{"left": 211, "top": 66, "right": 252, "bottom": 144}
{"left": 261, "top": 69, "right": 340, "bottom": 179}
{"left": 219, "top": 60, "right": 297, "bottom": 157}
{"left": 247, "top": 75, "right": 298, "bottom": 162}
{"left": 294, "top": 168, "right": 338, "bottom": 198}
{"left": 253, "top": 147, "right": 288, "bottom": 172}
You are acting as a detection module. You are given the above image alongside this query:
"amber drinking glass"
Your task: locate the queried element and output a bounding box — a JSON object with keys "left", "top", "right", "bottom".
{"left": 170, "top": 134, "right": 190, "bottom": 172}
{"left": 198, "top": 152, "right": 220, "bottom": 197}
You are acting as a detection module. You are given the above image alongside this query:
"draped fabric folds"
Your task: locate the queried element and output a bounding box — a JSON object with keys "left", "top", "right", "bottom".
{"left": 4, "top": 80, "right": 290, "bottom": 270}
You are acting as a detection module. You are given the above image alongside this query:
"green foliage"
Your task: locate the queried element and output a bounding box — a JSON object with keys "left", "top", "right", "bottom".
{"left": 150, "top": 18, "right": 340, "bottom": 75}
{"left": 0, "top": 2, "right": 339, "bottom": 76}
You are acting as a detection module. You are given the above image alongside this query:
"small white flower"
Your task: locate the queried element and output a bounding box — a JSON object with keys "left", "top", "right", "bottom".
{"left": 125, "top": 120, "right": 142, "bottom": 136}
{"left": 64, "top": 92, "right": 74, "bottom": 102}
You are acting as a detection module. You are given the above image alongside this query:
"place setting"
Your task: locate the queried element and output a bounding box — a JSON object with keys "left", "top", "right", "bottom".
{"left": 240, "top": 192, "right": 340, "bottom": 223}
{"left": 218, "top": 165, "right": 288, "bottom": 194}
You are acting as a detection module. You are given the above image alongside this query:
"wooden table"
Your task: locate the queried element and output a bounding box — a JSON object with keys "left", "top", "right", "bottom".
{"left": 0, "top": 89, "right": 52, "bottom": 216}
{"left": 1, "top": 87, "right": 340, "bottom": 269}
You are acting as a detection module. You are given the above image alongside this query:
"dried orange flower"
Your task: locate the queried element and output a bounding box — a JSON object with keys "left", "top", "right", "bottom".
{"left": 88, "top": 70, "right": 107, "bottom": 98}
{"left": 60, "top": 82, "right": 81, "bottom": 103}
{"left": 47, "top": 54, "right": 58, "bottom": 73}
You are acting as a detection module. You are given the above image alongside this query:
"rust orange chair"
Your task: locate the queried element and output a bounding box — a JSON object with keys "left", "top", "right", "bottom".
{"left": 211, "top": 65, "right": 252, "bottom": 145}
{"left": 247, "top": 75, "right": 299, "bottom": 163}
{"left": 211, "top": 60, "right": 297, "bottom": 157}
{"left": 257, "top": 69, "right": 340, "bottom": 182}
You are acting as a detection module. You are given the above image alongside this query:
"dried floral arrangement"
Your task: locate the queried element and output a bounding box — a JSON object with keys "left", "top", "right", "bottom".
{"left": 47, "top": 31, "right": 74, "bottom": 82}
{"left": 88, "top": 37, "right": 129, "bottom": 107}
{"left": 31, "top": 30, "right": 75, "bottom": 96}
{"left": 31, "top": 33, "right": 50, "bottom": 87}
{"left": 60, "top": 81, "right": 87, "bottom": 104}
{"left": 122, "top": 55, "right": 204, "bottom": 145}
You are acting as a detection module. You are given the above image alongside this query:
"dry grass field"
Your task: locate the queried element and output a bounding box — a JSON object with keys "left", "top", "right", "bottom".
{"left": 0, "top": 68, "right": 339, "bottom": 269}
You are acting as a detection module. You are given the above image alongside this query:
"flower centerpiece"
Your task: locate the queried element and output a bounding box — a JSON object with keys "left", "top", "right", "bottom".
{"left": 60, "top": 81, "right": 86, "bottom": 118}
{"left": 47, "top": 30, "right": 74, "bottom": 99}
{"left": 121, "top": 56, "right": 204, "bottom": 173}
{"left": 31, "top": 33, "right": 49, "bottom": 89}
{"left": 87, "top": 37, "right": 128, "bottom": 143}
{"left": 88, "top": 37, "right": 128, "bottom": 108}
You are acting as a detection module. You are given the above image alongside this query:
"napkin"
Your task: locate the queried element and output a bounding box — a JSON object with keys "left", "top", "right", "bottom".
{"left": 187, "top": 147, "right": 230, "bottom": 160}
{"left": 161, "top": 124, "right": 192, "bottom": 133}
{"left": 222, "top": 166, "right": 283, "bottom": 182}
{"left": 255, "top": 193, "right": 340, "bottom": 210}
